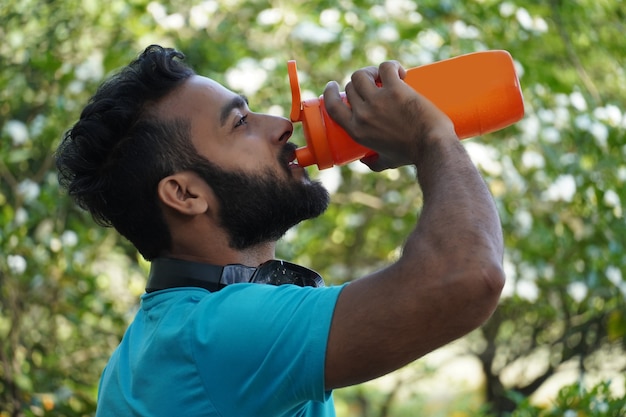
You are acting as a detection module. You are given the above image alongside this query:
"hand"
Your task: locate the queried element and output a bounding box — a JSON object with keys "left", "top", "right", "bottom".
{"left": 323, "top": 61, "right": 458, "bottom": 171}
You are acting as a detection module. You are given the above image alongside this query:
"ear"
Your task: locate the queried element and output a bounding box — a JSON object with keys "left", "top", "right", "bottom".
{"left": 157, "top": 171, "right": 211, "bottom": 216}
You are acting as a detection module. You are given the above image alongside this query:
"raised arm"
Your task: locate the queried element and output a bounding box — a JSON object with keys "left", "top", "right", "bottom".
{"left": 322, "top": 61, "right": 505, "bottom": 389}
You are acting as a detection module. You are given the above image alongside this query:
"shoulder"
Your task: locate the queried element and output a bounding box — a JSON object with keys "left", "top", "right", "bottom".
{"left": 192, "top": 283, "right": 346, "bottom": 335}
{"left": 141, "top": 284, "right": 346, "bottom": 338}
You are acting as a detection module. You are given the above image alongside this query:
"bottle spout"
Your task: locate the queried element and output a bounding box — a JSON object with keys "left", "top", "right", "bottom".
{"left": 295, "top": 146, "right": 315, "bottom": 167}
{"left": 288, "top": 60, "right": 303, "bottom": 122}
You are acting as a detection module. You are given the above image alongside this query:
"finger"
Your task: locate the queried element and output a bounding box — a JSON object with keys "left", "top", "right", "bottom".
{"left": 323, "top": 81, "right": 353, "bottom": 125}
{"left": 344, "top": 81, "right": 362, "bottom": 104}
{"left": 350, "top": 66, "right": 381, "bottom": 98}
{"left": 377, "top": 61, "right": 407, "bottom": 87}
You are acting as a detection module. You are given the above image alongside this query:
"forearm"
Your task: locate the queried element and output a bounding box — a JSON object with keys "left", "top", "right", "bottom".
{"left": 409, "top": 135, "right": 503, "bottom": 264}
{"left": 398, "top": 133, "right": 505, "bottom": 327}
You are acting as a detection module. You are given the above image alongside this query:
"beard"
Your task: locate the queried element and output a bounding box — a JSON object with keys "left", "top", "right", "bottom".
{"left": 190, "top": 145, "right": 330, "bottom": 250}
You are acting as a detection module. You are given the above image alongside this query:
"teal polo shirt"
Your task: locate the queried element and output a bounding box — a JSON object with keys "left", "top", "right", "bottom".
{"left": 96, "top": 283, "right": 345, "bottom": 416}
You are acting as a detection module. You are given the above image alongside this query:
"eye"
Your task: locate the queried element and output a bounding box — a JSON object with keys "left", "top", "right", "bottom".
{"left": 235, "top": 114, "right": 248, "bottom": 128}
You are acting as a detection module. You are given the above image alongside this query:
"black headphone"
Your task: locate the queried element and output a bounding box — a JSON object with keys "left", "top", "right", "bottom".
{"left": 146, "top": 257, "right": 324, "bottom": 293}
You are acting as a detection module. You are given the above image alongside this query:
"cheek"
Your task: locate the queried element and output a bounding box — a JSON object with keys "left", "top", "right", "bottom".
{"left": 195, "top": 130, "right": 281, "bottom": 173}
{"left": 235, "top": 141, "right": 279, "bottom": 169}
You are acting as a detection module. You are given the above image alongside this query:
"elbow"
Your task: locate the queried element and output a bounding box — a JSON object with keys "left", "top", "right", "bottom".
{"left": 463, "top": 261, "right": 506, "bottom": 328}
{"left": 483, "top": 260, "right": 506, "bottom": 299}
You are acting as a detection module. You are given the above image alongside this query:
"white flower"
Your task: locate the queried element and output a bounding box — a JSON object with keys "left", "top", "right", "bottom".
{"left": 7, "top": 255, "right": 27, "bottom": 275}
{"left": 543, "top": 174, "right": 577, "bottom": 202}
{"left": 17, "top": 179, "right": 40, "bottom": 202}
{"left": 225, "top": 59, "right": 268, "bottom": 96}
{"left": 4, "top": 120, "right": 29, "bottom": 145}
{"left": 595, "top": 401, "right": 609, "bottom": 413}
{"left": 14, "top": 207, "right": 28, "bottom": 225}
{"left": 61, "top": 230, "right": 79, "bottom": 247}
{"left": 291, "top": 21, "right": 338, "bottom": 44}
{"left": 74, "top": 52, "right": 104, "bottom": 82}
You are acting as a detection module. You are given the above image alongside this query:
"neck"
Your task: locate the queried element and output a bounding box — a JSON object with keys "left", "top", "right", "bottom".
{"left": 164, "top": 212, "right": 278, "bottom": 267}
{"left": 163, "top": 240, "right": 277, "bottom": 268}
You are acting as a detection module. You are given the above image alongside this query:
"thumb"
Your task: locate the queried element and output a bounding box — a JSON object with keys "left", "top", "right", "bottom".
{"left": 359, "top": 153, "right": 385, "bottom": 172}
{"left": 360, "top": 153, "right": 406, "bottom": 172}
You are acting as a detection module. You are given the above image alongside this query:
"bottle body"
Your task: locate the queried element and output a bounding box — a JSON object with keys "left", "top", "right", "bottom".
{"left": 288, "top": 50, "right": 525, "bottom": 170}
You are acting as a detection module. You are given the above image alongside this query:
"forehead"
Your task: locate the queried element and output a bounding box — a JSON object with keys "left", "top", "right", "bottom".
{"left": 155, "top": 75, "right": 235, "bottom": 121}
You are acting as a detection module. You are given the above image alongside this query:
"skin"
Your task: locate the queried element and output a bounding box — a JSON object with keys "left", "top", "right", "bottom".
{"left": 322, "top": 62, "right": 504, "bottom": 388}
{"left": 154, "top": 75, "right": 298, "bottom": 266}
{"left": 152, "top": 63, "right": 505, "bottom": 390}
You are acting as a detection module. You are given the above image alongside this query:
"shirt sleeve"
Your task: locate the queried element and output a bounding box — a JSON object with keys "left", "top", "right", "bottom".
{"left": 190, "top": 283, "right": 345, "bottom": 416}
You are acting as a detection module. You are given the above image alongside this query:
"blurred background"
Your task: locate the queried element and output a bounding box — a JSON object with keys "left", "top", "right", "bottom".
{"left": 1, "top": 0, "right": 625, "bottom": 416}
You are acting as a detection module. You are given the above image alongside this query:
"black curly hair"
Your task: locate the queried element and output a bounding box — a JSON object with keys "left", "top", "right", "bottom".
{"left": 56, "top": 45, "right": 201, "bottom": 260}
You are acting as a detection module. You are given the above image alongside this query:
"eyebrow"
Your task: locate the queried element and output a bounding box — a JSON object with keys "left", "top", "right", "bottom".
{"left": 220, "top": 94, "right": 249, "bottom": 127}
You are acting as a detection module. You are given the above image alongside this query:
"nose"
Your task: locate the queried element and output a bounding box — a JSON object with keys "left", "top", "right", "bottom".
{"left": 260, "top": 113, "right": 293, "bottom": 144}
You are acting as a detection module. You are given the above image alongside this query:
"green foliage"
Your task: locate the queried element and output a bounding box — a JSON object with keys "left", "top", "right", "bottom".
{"left": 508, "top": 381, "right": 626, "bottom": 417}
{"left": 1, "top": 0, "right": 625, "bottom": 416}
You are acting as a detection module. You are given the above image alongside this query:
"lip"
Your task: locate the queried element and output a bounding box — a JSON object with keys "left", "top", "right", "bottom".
{"left": 288, "top": 152, "right": 299, "bottom": 168}
{"left": 283, "top": 148, "right": 307, "bottom": 179}
{"left": 287, "top": 153, "right": 303, "bottom": 176}
{"left": 281, "top": 144, "right": 299, "bottom": 171}
{"left": 278, "top": 142, "right": 308, "bottom": 179}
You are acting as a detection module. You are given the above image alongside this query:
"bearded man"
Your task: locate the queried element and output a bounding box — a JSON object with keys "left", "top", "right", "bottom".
{"left": 56, "top": 45, "right": 505, "bottom": 417}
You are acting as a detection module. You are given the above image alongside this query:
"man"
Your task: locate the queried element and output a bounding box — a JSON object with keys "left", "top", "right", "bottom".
{"left": 56, "top": 45, "right": 505, "bottom": 416}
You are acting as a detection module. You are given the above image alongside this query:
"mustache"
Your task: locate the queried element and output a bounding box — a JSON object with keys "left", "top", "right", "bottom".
{"left": 279, "top": 142, "right": 298, "bottom": 165}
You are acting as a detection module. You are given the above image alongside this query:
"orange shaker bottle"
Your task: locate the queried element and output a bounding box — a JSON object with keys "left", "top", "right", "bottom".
{"left": 288, "top": 50, "right": 524, "bottom": 170}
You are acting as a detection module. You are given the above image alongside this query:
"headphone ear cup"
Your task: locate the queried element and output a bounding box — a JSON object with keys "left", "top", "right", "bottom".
{"left": 250, "top": 260, "right": 325, "bottom": 288}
